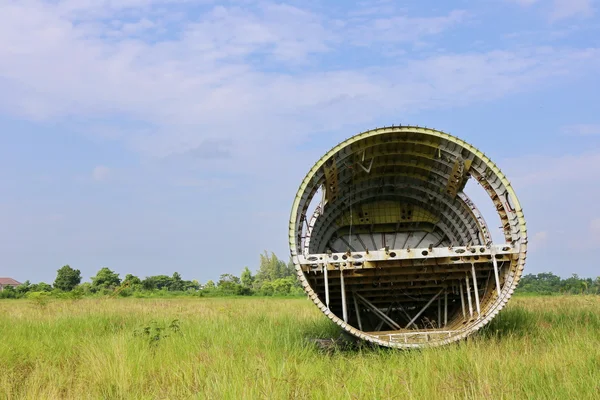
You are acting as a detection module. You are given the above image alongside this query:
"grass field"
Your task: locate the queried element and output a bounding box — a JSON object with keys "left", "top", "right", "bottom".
{"left": 1, "top": 296, "right": 599, "bottom": 399}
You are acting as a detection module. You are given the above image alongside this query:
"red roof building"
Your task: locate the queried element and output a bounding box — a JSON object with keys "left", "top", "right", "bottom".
{"left": 0, "top": 278, "right": 21, "bottom": 290}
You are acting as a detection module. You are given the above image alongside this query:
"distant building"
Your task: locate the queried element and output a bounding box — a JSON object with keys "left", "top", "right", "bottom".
{"left": 0, "top": 278, "right": 21, "bottom": 291}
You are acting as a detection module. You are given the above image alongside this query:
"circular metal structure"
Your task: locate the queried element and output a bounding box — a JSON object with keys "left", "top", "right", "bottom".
{"left": 289, "top": 126, "right": 527, "bottom": 348}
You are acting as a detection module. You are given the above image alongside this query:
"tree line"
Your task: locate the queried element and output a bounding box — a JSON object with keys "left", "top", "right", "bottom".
{"left": 516, "top": 272, "right": 600, "bottom": 295}
{"left": 3, "top": 257, "right": 599, "bottom": 299}
{"left": 0, "top": 251, "right": 303, "bottom": 299}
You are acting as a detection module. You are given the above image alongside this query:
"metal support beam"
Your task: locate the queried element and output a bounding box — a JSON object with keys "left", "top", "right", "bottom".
{"left": 492, "top": 250, "right": 501, "bottom": 296}
{"left": 471, "top": 263, "right": 481, "bottom": 315}
{"left": 338, "top": 236, "right": 357, "bottom": 252}
{"left": 465, "top": 275, "right": 474, "bottom": 318}
{"left": 355, "top": 293, "right": 402, "bottom": 330}
{"left": 340, "top": 269, "right": 348, "bottom": 323}
{"left": 353, "top": 294, "right": 363, "bottom": 331}
{"left": 459, "top": 281, "right": 466, "bottom": 319}
{"left": 405, "top": 289, "right": 444, "bottom": 329}
{"left": 375, "top": 303, "right": 394, "bottom": 331}
{"left": 401, "top": 232, "right": 411, "bottom": 249}
{"left": 437, "top": 297, "right": 442, "bottom": 327}
{"left": 324, "top": 264, "right": 330, "bottom": 309}
{"left": 298, "top": 244, "right": 518, "bottom": 269}
{"left": 415, "top": 231, "right": 428, "bottom": 248}
{"left": 355, "top": 234, "right": 368, "bottom": 251}
{"left": 444, "top": 291, "right": 448, "bottom": 326}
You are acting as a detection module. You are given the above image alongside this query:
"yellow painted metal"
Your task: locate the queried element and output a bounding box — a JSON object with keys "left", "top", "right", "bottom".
{"left": 336, "top": 201, "right": 439, "bottom": 227}
{"left": 323, "top": 160, "right": 339, "bottom": 204}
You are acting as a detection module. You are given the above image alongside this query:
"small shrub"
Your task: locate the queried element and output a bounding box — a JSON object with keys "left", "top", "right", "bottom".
{"left": 27, "top": 291, "right": 51, "bottom": 307}
{"left": 133, "top": 319, "right": 182, "bottom": 348}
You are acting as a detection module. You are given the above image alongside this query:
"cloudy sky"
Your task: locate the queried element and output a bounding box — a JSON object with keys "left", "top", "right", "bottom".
{"left": 1, "top": 0, "right": 599, "bottom": 284}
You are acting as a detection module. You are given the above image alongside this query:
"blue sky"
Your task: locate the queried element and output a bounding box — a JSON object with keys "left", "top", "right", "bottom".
{"left": 1, "top": 0, "right": 599, "bottom": 284}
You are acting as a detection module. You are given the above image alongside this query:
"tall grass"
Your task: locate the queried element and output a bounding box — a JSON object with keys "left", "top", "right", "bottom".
{"left": 1, "top": 296, "right": 599, "bottom": 399}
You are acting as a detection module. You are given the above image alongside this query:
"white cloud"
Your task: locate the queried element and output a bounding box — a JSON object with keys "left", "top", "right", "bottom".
{"left": 563, "top": 124, "right": 600, "bottom": 136}
{"left": 0, "top": 1, "right": 599, "bottom": 162}
{"left": 92, "top": 165, "right": 110, "bottom": 181}
{"left": 549, "top": 0, "right": 594, "bottom": 22}
{"left": 505, "top": 151, "right": 600, "bottom": 186}
{"left": 349, "top": 10, "right": 467, "bottom": 45}
{"left": 508, "top": 0, "right": 594, "bottom": 21}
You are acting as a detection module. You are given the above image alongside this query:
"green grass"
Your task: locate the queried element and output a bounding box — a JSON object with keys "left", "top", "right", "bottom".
{"left": 1, "top": 296, "right": 599, "bottom": 399}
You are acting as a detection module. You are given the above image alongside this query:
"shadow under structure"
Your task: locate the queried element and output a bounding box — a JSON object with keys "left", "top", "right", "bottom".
{"left": 289, "top": 126, "right": 527, "bottom": 349}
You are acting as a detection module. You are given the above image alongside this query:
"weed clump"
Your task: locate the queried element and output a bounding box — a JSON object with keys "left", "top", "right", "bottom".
{"left": 133, "top": 319, "right": 181, "bottom": 348}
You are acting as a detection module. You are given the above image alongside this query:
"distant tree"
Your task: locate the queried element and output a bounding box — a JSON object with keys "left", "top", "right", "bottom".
{"left": 255, "top": 251, "right": 289, "bottom": 284}
{"left": 241, "top": 267, "right": 254, "bottom": 288}
{"left": 181, "top": 279, "right": 200, "bottom": 291}
{"left": 0, "top": 285, "right": 17, "bottom": 298}
{"left": 122, "top": 274, "right": 141, "bottom": 286}
{"left": 285, "top": 257, "right": 296, "bottom": 277}
{"left": 91, "top": 267, "right": 121, "bottom": 290}
{"left": 286, "top": 257, "right": 301, "bottom": 289}
{"left": 562, "top": 274, "right": 586, "bottom": 294}
{"left": 150, "top": 275, "right": 172, "bottom": 290}
{"left": 204, "top": 280, "right": 215, "bottom": 289}
{"left": 30, "top": 282, "right": 53, "bottom": 292}
{"left": 221, "top": 274, "right": 238, "bottom": 284}
{"left": 54, "top": 265, "right": 82, "bottom": 291}
{"left": 272, "top": 277, "right": 295, "bottom": 295}
{"left": 187, "top": 279, "right": 201, "bottom": 291}
{"left": 516, "top": 272, "right": 600, "bottom": 295}
{"left": 141, "top": 277, "right": 157, "bottom": 290}
{"left": 76, "top": 282, "right": 93, "bottom": 295}
{"left": 170, "top": 272, "right": 184, "bottom": 291}
{"left": 259, "top": 281, "right": 274, "bottom": 296}
{"left": 16, "top": 280, "right": 31, "bottom": 296}
{"left": 218, "top": 274, "right": 240, "bottom": 285}
{"left": 217, "top": 274, "right": 241, "bottom": 294}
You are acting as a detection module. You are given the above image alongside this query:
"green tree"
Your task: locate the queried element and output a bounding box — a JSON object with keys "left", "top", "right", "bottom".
{"left": 16, "top": 280, "right": 31, "bottom": 296}
{"left": 77, "top": 282, "right": 93, "bottom": 294}
{"left": 217, "top": 274, "right": 241, "bottom": 294}
{"left": 204, "top": 280, "right": 215, "bottom": 289}
{"left": 150, "top": 275, "right": 172, "bottom": 290}
{"left": 53, "top": 265, "right": 82, "bottom": 291}
{"left": 122, "top": 274, "right": 141, "bottom": 286}
{"left": 255, "top": 251, "right": 289, "bottom": 284}
{"left": 272, "top": 277, "right": 295, "bottom": 295}
{"left": 0, "top": 285, "right": 17, "bottom": 299}
{"left": 184, "top": 279, "right": 201, "bottom": 291}
{"left": 141, "top": 276, "right": 157, "bottom": 290}
{"left": 259, "top": 281, "right": 274, "bottom": 296}
{"left": 170, "top": 272, "right": 184, "bottom": 291}
{"left": 285, "top": 257, "right": 296, "bottom": 277}
{"left": 91, "top": 267, "right": 121, "bottom": 290}
{"left": 241, "top": 267, "right": 254, "bottom": 288}
{"left": 30, "top": 282, "right": 53, "bottom": 292}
